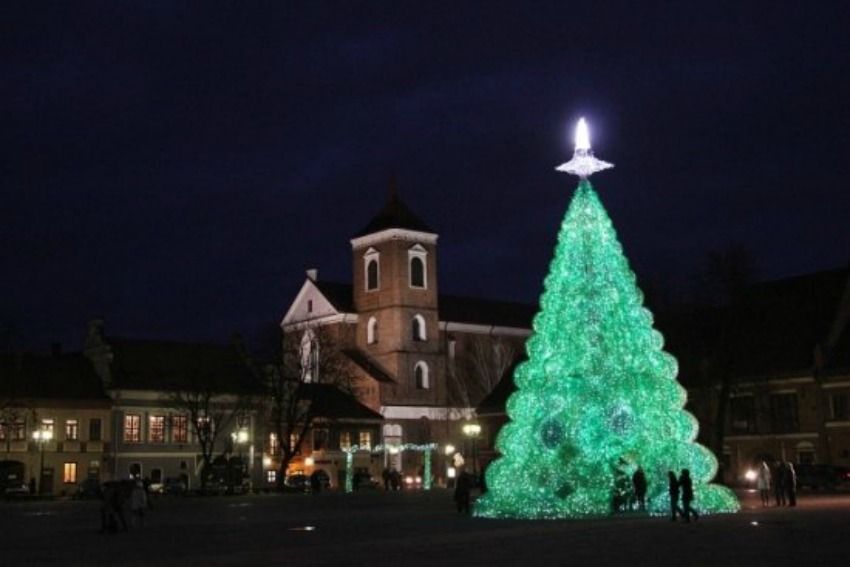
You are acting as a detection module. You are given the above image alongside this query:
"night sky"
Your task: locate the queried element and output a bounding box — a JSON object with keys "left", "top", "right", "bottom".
{"left": 3, "top": 2, "right": 849, "bottom": 352}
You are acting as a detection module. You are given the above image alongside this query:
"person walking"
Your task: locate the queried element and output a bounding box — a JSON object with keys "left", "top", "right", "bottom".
{"left": 454, "top": 468, "right": 472, "bottom": 515}
{"left": 130, "top": 480, "right": 147, "bottom": 528}
{"left": 774, "top": 461, "right": 787, "bottom": 507}
{"left": 756, "top": 461, "right": 772, "bottom": 507}
{"left": 679, "top": 469, "right": 698, "bottom": 523}
{"left": 382, "top": 468, "right": 390, "bottom": 491}
{"left": 667, "top": 471, "right": 684, "bottom": 521}
{"left": 785, "top": 462, "right": 797, "bottom": 507}
{"left": 632, "top": 466, "right": 648, "bottom": 511}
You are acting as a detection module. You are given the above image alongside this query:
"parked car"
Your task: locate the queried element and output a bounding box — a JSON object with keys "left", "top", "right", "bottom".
{"left": 285, "top": 470, "right": 331, "bottom": 492}
{"left": 794, "top": 464, "right": 850, "bottom": 490}
{"left": 163, "top": 477, "right": 187, "bottom": 496}
{"left": 3, "top": 482, "right": 30, "bottom": 500}
{"left": 74, "top": 478, "right": 102, "bottom": 500}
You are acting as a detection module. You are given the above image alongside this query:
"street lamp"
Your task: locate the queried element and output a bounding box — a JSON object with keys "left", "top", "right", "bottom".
{"left": 462, "top": 422, "right": 481, "bottom": 477}
{"left": 231, "top": 427, "right": 249, "bottom": 491}
{"left": 32, "top": 428, "right": 53, "bottom": 495}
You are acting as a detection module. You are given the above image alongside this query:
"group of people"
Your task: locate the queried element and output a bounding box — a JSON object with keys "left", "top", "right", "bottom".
{"left": 754, "top": 460, "right": 797, "bottom": 507}
{"left": 381, "top": 468, "right": 403, "bottom": 491}
{"left": 99, "top": 479, "right": 150, "bottom": 534}
{"left": 613, "top": 465, "right": 697, "bottom": 522}
{"left": 668, "top": 469, "right": 698, "bottom": 522}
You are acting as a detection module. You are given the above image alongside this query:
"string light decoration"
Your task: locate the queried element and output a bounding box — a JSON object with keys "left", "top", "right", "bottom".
{"left": 474, "top": 119, "right": 738, "bottom": 519}
{"left": 342, "top": 443, "right": 437, "bottom": 493}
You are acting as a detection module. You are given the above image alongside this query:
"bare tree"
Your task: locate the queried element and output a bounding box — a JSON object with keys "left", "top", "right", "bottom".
{"left": 1, "top": 397, "right": 34, "bottom": 458}
{"left": 695, "top": 243, "right": 756, "bottom": 479}
{"left": 448, "top": 335, "right": 517, "bottom": 414}
{"left": 265, "top": 326, "right": 356, "bottom": 490}
{"left": 161, "top": 374, "right": 253, "bottom": 491}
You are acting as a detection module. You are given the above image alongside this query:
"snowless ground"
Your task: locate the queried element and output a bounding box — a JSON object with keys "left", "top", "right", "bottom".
{"left": 1, "top": 488, "right": 848, "bottom": 566}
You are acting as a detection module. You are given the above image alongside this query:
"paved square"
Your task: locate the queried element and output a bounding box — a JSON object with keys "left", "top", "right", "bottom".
{"left": 2, "top": 489, "right": 848, "bottom": 566}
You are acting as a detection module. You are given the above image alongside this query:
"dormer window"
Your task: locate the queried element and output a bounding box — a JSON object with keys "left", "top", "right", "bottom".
{"left": 412, "top": 314, "right": 427, "bottom": 342}
{"left": 364, "top": 248, "right": 380, "bottom": 291}
{"left": 408, "top": 244, "right": 427, "bottom": 289}
{"left": 414, "top": 361, "right": 429, "bottom": 389}
{"left": 367, "top": 316, "right": 379, "bottom": 345}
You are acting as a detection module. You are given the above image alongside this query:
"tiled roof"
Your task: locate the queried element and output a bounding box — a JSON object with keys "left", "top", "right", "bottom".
{"left": 312, "top": 281, "right": 536, "bottom": 329}
{"left": 302, "top": 383, "right": 383, "bottom": 420}
{"left": 0, "top": 353, "right": 109, "bottom": 401}
{"left": 107, "top": 338, "right": 260, "bottom": 393}
{"left": 353, "top": 193, "right": 435, "bottom": 238}
{"left": 342, "top": 349, "right": 395, "bottom": 383}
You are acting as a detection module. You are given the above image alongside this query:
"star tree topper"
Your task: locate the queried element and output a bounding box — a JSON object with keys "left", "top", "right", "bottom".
{"left": 555, "top": 118, "right": 614, "bottom": 178}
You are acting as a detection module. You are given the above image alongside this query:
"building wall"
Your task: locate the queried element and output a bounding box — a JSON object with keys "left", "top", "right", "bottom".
{"left": 2, "top": 403, "right": 112, "bottom": 495}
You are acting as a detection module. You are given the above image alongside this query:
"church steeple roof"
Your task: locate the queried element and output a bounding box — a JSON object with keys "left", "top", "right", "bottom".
{"left": 353, "top": 177, "right": 435, "bottom": 237}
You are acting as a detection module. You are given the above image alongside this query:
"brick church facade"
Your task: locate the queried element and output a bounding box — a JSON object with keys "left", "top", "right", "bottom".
{"left": 280, "top": 189, "right": 533, "bottom": 480}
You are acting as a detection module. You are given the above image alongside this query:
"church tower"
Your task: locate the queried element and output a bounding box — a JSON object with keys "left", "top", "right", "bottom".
{"left": 350, "top": 181, "right": 445, "bottom": 408}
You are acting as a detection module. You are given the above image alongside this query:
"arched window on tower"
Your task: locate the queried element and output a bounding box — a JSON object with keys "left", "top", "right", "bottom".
{"left": 408, "top": 244, "right": 427, "bottom": 289}
{"left": 367, "top": 316, "right": 378, "bottom": 345}
{"left": 364, "top": 247, "right": 380, "bottom": 292}
{"left": 412, "top": 314, "right": 427, "bottom": 342}
{"left": 414, "top": 361, "right": 429, "bottom": 390}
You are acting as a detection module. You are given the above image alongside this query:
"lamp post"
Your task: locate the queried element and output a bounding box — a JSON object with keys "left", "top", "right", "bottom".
{"left": 462, "top": 422, "right": 481, "bottom": 478}
{"left": 32, "top": 428, "right": 53, "bottom": 495}
{"left": 231, "top": 427, "right": 249, "bottom": 492}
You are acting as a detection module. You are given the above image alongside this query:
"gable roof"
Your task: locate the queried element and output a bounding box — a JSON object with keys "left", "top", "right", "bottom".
{"left": 302, "top": 383, "right": 383, "bottom": 420}
{"left": 106, "top": 338, "right": 260, "bottom": 393}
{"left": 341, "top": 349, "right": 395, "bottom": 383}
{"left": 0, "top": 353, "right": 109, "bottom": 401}
{"left": 353, "top": 193, "right": 435, "bottom": 238}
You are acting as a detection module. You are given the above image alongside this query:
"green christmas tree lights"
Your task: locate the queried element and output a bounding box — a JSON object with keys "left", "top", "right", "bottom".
{"left": 474, "top": 120, "right": 738, "bottom": 519}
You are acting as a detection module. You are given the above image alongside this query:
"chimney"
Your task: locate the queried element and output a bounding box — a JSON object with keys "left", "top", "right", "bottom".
{"left": 306, "top": 268, "right": 318, "bottom": 281}
{"left": 51, "top": 342, "right": 62, "bottom": 357}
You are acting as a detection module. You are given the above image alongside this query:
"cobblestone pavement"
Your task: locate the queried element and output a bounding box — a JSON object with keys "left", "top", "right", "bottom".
{"left": 2, "top": 489, "right": 848, "bottom": 566}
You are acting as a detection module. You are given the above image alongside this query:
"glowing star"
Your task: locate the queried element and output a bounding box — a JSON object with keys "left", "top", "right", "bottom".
{"left": 555, "top": 117, "right": 614, "bottom": 178}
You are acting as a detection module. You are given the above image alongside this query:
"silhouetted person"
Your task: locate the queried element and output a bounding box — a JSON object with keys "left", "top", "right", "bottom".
{"left": 390, "top": 469, "right": 401, "bottom": 491}
{"left": 668, "top": 471, "right": 684, "bottom": 521}
{"left": 382, "top": 468, "right": 390, "bottom": 491}
{"left": 785, "top": 462, "right": 797, "bottom": 507}
{"left": 756, "top": 461, "right": 771, "bottom": 507}
{"left": 679, "top": 469, "right": 698, "bottom": 522}
{"left": 29, "top": 477, "right": 36, "bottom": 496}
{"left": 454, "top": 469, "right": 472, "bottom": 514}
{"left": 774, "top": 461, "right": 787, "bottom": 506}
{"left": 309, "top": 471, "right": 322, "bottom": 495}
{"left": 632, "top": 467, "right": 648, "bottom": 511}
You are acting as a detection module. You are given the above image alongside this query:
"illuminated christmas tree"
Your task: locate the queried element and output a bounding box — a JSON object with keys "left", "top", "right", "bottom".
{"left": 474, "top": 119, "right": 738, "bottom": 519}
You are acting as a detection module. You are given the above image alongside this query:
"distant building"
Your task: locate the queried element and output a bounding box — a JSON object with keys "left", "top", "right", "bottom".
{"left": 281, "top": 187, "right": 533, "bottom": 480}
{"left": 0, "top": 350, "right": 111, "bottom": 496}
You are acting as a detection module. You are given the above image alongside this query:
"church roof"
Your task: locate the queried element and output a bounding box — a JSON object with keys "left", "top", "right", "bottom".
{"left": 105, "top": 338, "right": 260, "bottom": 393}
{"left": 312, "top": 281, "right": 535, "bottom": 329}
{"left": 302, "top": 383, "right": 384, "bottom": 420}
{"left": 342, "top": 349, "right": 395, "bottom": 383}
{"left": 353, "top": 192, "right": 435, "bottom": 238}
{"left": 0, "top": 352, "right": 109, "bottom": 401}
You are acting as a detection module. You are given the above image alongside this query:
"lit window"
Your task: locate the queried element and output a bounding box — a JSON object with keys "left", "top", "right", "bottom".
{"left": 269, "top": 433, "right": 280, "bottom": 455}
{"left": 89, "top": 419, "right": 102, "bottom": 441}
{"left": 197, "top": 416, "right": 211, "bottom": 438}
{"left": 12, "top": 421, "right": 26, "bottom": 441}
{"left": 63, "top": 462, "right": 77, "bottom": 484}
{"left": 123, "top": 414, "right": 141, "bottom": 443}
{"left": 41, "top": 418, "right": 55, "bottom": 438}
{"left": 149, "top": 416, "right": 165, "bottom": 443}
{"left": 340, "top": 432, "right": 351, "bottom": 450}
{"left": 65, "top": 420, "right": 79, "bottom": 441}
{"left": 313, "top": 428, "right": 328, "bottom": 451}
{"left": 289, "top": 433, "right": 298, "bottom": 452}
{"left": 267, "top": 470, "right": 277, "bottom": 484}
{"left": 412, "top": 315, "right": 427, "bottom": 341}
{"left": 307, "top": 300, "right": 313, "bottom": 313}
{"left": 415, "top": 362, "right": 429, "bottom": 389}
{"left": 359, "top": 431, "right": 371, "bottom": 450}
{"left": 367, "top": 316, "right": 379, "bottom": 345}
{"left": 172, "top": 416, "right": 188, "bottom": 443}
